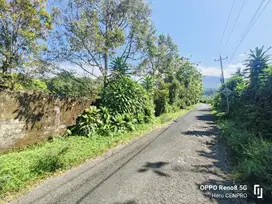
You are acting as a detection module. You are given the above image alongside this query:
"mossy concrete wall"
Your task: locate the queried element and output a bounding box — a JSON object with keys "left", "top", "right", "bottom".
{"left": 0, "top": 89, "right": 93, "bottom": 152}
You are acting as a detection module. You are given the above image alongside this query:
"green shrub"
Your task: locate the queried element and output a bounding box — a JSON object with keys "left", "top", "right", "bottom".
{"left": 218, "top": 119, "right": 272, "bottom": 201}
{"left": 31, "top": 79, "right": 48, "bottom": 91}
{"left": 101, "top": 76, "right": 154, "bottom": 123}
{"left": 111, "top": 114, "right": 130, "bottom": 132}
{"left": 31, "top": 148, "right": 67, "bottom": 175}
{"left": 69, "top": 75, "right": 156, "bottom": 137}
{"left": 69, "top": 106, "right": 142, "bottom": 137}
{"left": 46, "top": 71, "right": 101, "bottom": 98}
{"left": 110, "top": 56, "right": 130, "bottom": 76}
{"left": 235, "top": 140, "right": 272, "bottom": 201}
{"left": 141, "top": 76, "right": 154, "bottom": 94}
{"left": 169, "top": 78, "right": 179, "bottom": 105}
{"left": 200, "top": 95, "right": 213, "bottom": 104}
{"left": 154, "top": 87, "right": 169, "bottom": 116}
{"left": 144, "top": 99, "right": 155, "bottom": 123}
{"left": 70, "top": 106, "right": 107, "bottom": 137}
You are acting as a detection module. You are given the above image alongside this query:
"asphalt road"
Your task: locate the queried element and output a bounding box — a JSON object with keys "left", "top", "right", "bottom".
{"left": 10, "top": 104, "right": 236, "bottom": 204}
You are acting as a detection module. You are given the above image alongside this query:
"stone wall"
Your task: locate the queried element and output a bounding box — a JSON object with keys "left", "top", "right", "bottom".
{"left": 0, "top": 89, "right": 93, "bottom": 152}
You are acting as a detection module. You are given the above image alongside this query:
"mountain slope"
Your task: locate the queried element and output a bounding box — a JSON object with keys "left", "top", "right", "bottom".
{"left": 203, "top": 76, "right": 222, "bottom": 89}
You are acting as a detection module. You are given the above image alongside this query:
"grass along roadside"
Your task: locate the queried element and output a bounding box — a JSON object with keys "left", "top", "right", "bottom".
{"left": 0, "top": 105, "right": 195, "bottom": 202}
{"left": 213, "top": 110, "right": 272, "bottom": 203}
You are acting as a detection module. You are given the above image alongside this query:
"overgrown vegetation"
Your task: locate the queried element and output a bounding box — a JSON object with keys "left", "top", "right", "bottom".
{"left": 68, "top": 55, "right": 201, "bottom": 137}
{"left": 200, "top": 95, "right": 214, "bottom": 104}
{"left": 0, "top": 107, "right": 192, "bottom": 199}
{"left": 213, "top": 46, "right": 272, "bottom": 203}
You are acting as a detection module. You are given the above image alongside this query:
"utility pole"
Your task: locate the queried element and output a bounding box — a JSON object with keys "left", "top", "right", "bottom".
{"left": 214, "top": 55, "right": 230, "bottom": 113}
{"left": 215, "top": 55, "right": 228, "bottom": 85}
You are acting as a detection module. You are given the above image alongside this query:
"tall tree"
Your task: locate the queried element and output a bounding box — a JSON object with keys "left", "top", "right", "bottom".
{"left": 138, "top": 34, "right": 179, "bottom": 80}
{"left": 157, "top": 34, "right": 179, "bottom": 75}
{"left": 0, "top": 0, "right": 53, "bottom": 74}
{"left": 53, "top": 0, "right": 151, "bottom": 85}
{"left": 244, "top": 46, "right": 270, "bottom": 88}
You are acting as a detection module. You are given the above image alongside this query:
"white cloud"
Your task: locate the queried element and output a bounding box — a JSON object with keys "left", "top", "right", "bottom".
{"left": 199, "top": 63, "right": 245, "bottom": 78}
{"left": 58, "top": 61, "right": 101, "bottom": 78}
{"left": 238, "top": 53, "right": 247, "bottom": 61}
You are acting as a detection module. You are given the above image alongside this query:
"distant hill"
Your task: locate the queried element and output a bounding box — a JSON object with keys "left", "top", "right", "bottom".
{"left": 202, "top": 76, "right": 222, "bottom": 89}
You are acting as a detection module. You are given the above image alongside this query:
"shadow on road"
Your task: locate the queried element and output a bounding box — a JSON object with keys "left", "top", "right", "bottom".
{"left": 196, "top": 113, "right": 215, "bottom": 121}
{"left": 138, "top": 161, "right": 170, "bottom": 177}
{"left": 183, "top": 109, "right": 247, "bottom": 204}
{"left": 183, "top": 109, "right": 218, "bottom": 137}
{"left": 198, "top": 108, "right": 212, "bottom": 112}
{"left": 114, "top": 200, "right": 137, "bottom": 204}
{"left": 184, "top": 128, "right": 218, "bottom": 137}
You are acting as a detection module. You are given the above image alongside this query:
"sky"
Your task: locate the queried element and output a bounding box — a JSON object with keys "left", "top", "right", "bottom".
{"left": 150, "top": 0, "right": 272, "bottom": 77}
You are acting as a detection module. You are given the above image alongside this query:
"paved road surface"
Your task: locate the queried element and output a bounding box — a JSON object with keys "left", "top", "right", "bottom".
{"left": 11, "top": 104, "right": 237, "bottom": 204}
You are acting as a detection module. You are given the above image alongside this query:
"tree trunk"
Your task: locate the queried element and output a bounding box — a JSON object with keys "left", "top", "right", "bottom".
{"left": 104, "top": 51, "right": 108, "bottom": 87}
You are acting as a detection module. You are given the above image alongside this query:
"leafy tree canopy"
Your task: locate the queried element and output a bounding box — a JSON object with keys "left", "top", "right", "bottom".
{"left": 0, "top": 0, "right": 53, "bottom": 74}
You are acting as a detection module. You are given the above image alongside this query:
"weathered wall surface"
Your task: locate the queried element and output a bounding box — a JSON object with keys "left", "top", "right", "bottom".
{"left": 0, "top": 89, "right": 93, "bottom": 152}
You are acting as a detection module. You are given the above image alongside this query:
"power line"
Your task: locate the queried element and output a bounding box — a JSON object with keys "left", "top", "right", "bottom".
{"left": 220, "top": 0, "right": 235, "bottom": 49}
{"left": 223, "top": 0, "right": 246, "bottom": 49}
{"left": 243, "top": 0, "right": 266, "bottom": 34}
{"left": 225, "top": 0, "right": 270, "bottom": 66}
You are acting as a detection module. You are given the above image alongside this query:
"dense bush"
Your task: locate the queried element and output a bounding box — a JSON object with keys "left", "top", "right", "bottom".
{"left": 46, "top": 71, "right": 101, "bottom": 98}
{"left": 69, "top": 105, "right": 147, "bottom": 137}
{"left": 101, "top": 76, "right": 154, "bottom": 123}
{"left": 214, "top": 46, "right": 272, "bottom": 202}
{"left": 150, "top": 60, "right": 202, "bottom": 116}
{"left": 154, "top": 81, "right": 170, "bottom": 116}
{"left": 70, "top": 106, "right": 106, "bottom": 137}
{"left": 200, "top": 95, "right": 213, "bottom": 104}
{"left": 0, "top": 72, "right": 100, "bottom": 99}
{"left": 70, "top": 75, "right": 155, "bottom": 137}
{"left": 0, "top": 73, "right": 48, "bottom": 91}
{"left": 218, "top": 119, "right": 272, "bottom": 201}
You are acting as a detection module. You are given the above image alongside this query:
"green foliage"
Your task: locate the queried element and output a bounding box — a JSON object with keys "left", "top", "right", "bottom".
{"left": 70, "top": 75, "right": 156, "bottom": 137}
{"left": 0, "top": 107, "right": 192, "bottom": 199}
{"left": 203, "top": 88, "right": 217, "bottom": 96}
{"left": 31, "top": 79, "right": 48, "bottom": 91}
{"left": 213, "top": 46, "right": 272, "bottom": 202}
{"left": 54, "top": 0, "right": 152, "bottom": 84}
{"left": 146, "top": 56, "right": 203, "bottom": 116}
{"left": 110, "top": 57, "right": 130, "bottom": 77}
{"left": 46, "top": 71, "right": 101, "bottom": 98}
{"left": 69, "top": 105, "right": 147, "bottom": 137}
{"left": 214, "top": 48, "right": 272, "bottom": 139}
{"left": 31, "top": 147, "right": 68, "bottom": 175}
{"left": 217, "top": 119, "right": 272, "bottom": 201}
{"left": 0, "top": 73, "right": 48, "bottom": 91}
{"left": 0, "top": 0, "right": 53, "bottom": 74}
{"left": 168, "top": 77, "right": 180, "bottom": 105}
{"left": 200, "top": 95, "right": 214, "bottom": 104}
{"left": 72, "top": 105, "right": 140, "bottom": 137}
{"left": 101, "top": 76, "right": 153, "bottom": 123}
{"left": 154, "top": 81, "right": 169, "bottom": 116}
{"left": 244, "top": 46, "right": 270, "bottom": 88}
{"left": 72, "top": 106, "right": 104, "bottom": 137}
{"left": 237, "top": 141, "right": 272, "bottom": 193}
{"left": 141, "top": 76, "right": 154, "bottom": 94}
